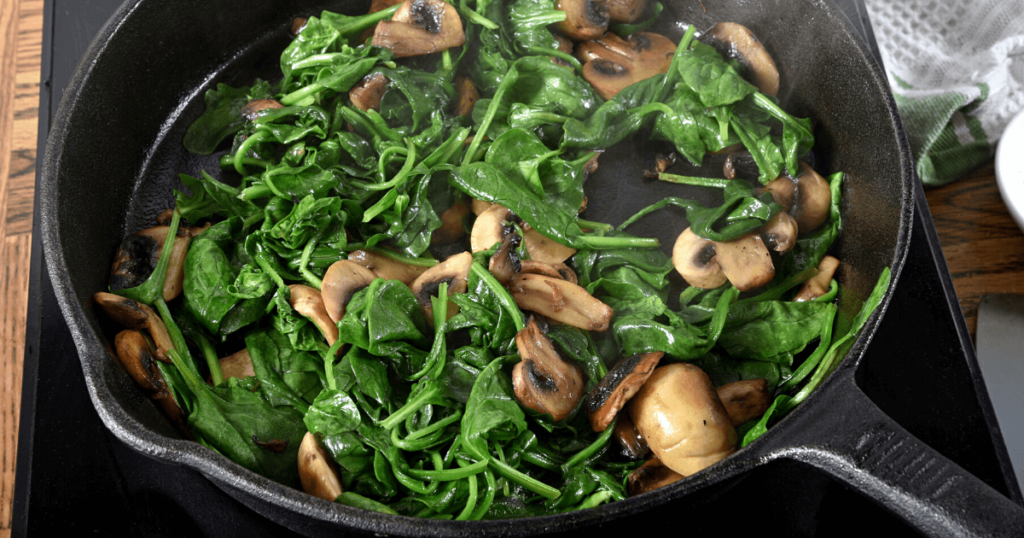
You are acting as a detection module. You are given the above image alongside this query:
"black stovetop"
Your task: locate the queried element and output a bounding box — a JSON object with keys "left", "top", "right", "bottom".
{"left": 11, "top": 1, "right": 1022, "bottom": 536}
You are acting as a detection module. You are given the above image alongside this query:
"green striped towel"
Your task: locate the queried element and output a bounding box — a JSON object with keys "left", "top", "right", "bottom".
{"left": 865, "top": 0, "right": 1024, "bottom": 186}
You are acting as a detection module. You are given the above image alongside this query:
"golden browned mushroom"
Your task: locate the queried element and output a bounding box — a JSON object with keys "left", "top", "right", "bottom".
{"left": 702, "top": 22, "right": 779, "bottom": 97}
{"left": 627, "top": 363, "right": 737, "bottom": 477}
{"left": 605, "top": 0, "right": 648, "bottom": 23}
{"left": 431, "top": 198, "right": 470, "bottom": 245}
{"left": 372, "top": 0, "right": 466, "bottom": 58}
{"left": 627, "top": 457, "right": 684, "bottom": 496}
{"left": 577, "top": 32, "right": 675, "bottom": 100}
{"left": 793, "top": 255, "right": 840, "bottom": 302}
{"left": 644, "top": 152, "right": 677, "bottom": 178}
{"left": 298, "top": 432, "right": 343, "bottom": 502}
{"left": 220, "top": 348, "right": 255, "bottom": 381}
{"left": 471, "top": 198, "right": 494, "bottom": 216}
{"left": 241, "top": 99, "right": 285, "bottom": 121}
{"left": 760, "top": 163, "right": 832, "bottom": 234}
{"left": 114, "top": 329, "right": 191, "bottom": 436}
{"left": 321, "top": 260, "right": 379, "bottom": 324}
{"left": 289, "top": 284, "right": 339, "bottom": 345}
{"left": 346, "top": 249, "right": 430, "bottom": 285}
{"left": 454, "top": 77, "right": 480, "bottom": 117}
{"left": 94, "top": 292, "right": 175, "bottom": 362}
{"left": 613, "top": 412, "right": 650, "bottom": 459}
{"left": 520, "top": 260, "right": 577, "bottom": 285}
{"left": 716, "top": 378, "right": 771, "bottom": 427}
{"left": 522, "top": 225, "right": 577, "bottom": 264}
{"left": 489, "top": 233, "right": 523, "bottom": 286}
{"left": 759, "top": 211, "right": 799, "bottom": 254}
{"left": 410, "top": 251, "right": 472, "bottom": 321}
{"left": 509, "top": 273, "right": 614, "bottom": 331}
{"left": 109, "top": 225, "right": 191, "bottom": 302}
{"left": 512, "top": 317, "right": 586, "bottom": 421}
{"left": 671, "top": 228, "right": 727, "bottom": 290}
{"left": 555, "top": 0, "right": 609, "bottom": 41}
{"left": 349, "top": 73, "right": 389, "bottom": 112}
{"left": 586, "top": 351, "right": 663, "bottom": 431}
{"left": 291, "top": 17, "right": 308, "bottom": 36}
{"left": 672, "top": 227, "right": 775, "bottom": 292}
{"left": 471, "top": 204, "right": 512, "bottom": 253}
{"left": 551, "top": 33, "right": 575, "bottom": 68}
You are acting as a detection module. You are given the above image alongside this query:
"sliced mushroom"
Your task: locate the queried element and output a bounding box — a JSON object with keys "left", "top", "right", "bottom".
{"left": 289, "top": 284, "right": 339, "bottom": 345}
{"left": 291, "top": 17, "right": 308, "bottom": 36}
{"left": 586, "top": 351, "right": 663, "bottom": 431}
{"left": 320, "top": 261, "right": 378, "bottom": 324}
{"left": 346, "top": 249, "right": 430, "bottom": 285}
{"left": 760, "top": 174, "right": 797, "bottom": 213}
{"left": 113, "top": 329, "right": 190, "bottom": 436}
{"left": 759, "top": 211, "right": 798, "bottom": 254}
{"left": 671, "top": 228, "right": 728, "bottom": 290}
{"left": 793, "top": 255, "right": 840, "bottom": 302}
{"left": 471, "top": 204, "right": 515, "bottom": 253}
{"left": 94, "top": 292, "right": 175, "bottom": 362}
{"left": 605, "top": 0, "right": 648, "bottom": 23}
{"left": 522, "top": 225, "right": 577, "bottom": 264}
{"left": 627, "top": 363, "right": 737, "bottom": 477}
{"left": 614, "top": 412, "right": 650, "bottom": 459}
{"left": 431, "top": 198, "right": 470, "bottom": 245}
{"left": 791, "top": 162, "right": 831, "bottom": 234}
{"left": 410, "top": 251, "right": 472, "bottom": 321}
{"left": 220, "top": 348, "right": 255, "bottom": 381}
{"left": 702, "top": 22, "right": 779, "bottom": 97}
{"left": 372, "top": 0, "right": 466, "bottom": 58}
{"left": 454, "top": 77, "right": 480, "bottom": 117}
{"left": 520, "top": 260, "right": 578, "bottom": 285}
{"left": 714, "top": 232, "right": 775, "bottom": 292}
{"left": 298, "top": 432, "right": 343, "bottom": 502}
{"left": 349, "top": 73, "right": 389, "bottom": 113}
{"left": 509, "top": 273, "right": 614, "bottom": 331}
{"left": 512, "top": 317, "right": 586, "bottom": 421}
{"left": 359, "top": 0, "right": 405, "bottom": 41}
{"left": 555, "top": 0, "right": 608, "bottom": 41}
{"left": 551, "top": 33, "right": 575, "bottom": 68}
{"left": 471, "top": 198, "right": 495, "bottom": 216}
{"left": 489, "top": 233, "right": 523, "bottom": 286}
{"left": 716, "top": 379, "right": 771, "bottom": 427}
{"left": 109, "top": 225, "right": 190, "bottom": 302}
{"left": 241, "top": 99, "right": 285, "bottom": 121}
{"left": 627, "top": 457, "right": 684, "bottom": 496}
{"left": 577, "top": 32, "right": 675, "bottom": 100}
{"left": 644, "top": 152, "right": 677, "bottom": 178}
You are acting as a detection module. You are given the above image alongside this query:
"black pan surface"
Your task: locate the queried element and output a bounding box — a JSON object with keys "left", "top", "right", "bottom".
{"left": 38, "top": 0, "right": 1024, "bottom": 535}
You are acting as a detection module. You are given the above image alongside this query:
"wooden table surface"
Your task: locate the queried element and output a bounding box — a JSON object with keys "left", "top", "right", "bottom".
{"left": 0, "top": 1, "right": 1022, "bottom": 534}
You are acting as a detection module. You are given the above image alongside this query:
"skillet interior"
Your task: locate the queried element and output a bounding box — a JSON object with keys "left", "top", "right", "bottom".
{"left": 41, "top": 0, "right": 912, "bottom": 534}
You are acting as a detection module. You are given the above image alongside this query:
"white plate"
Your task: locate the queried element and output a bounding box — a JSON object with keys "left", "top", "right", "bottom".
{"left": 996, "top": 109, "right": 1024, "bottom": 233}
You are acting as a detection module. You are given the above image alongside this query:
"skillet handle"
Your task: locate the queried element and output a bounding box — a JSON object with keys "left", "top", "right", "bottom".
{"left": 777, "top": 381, "right": 1024, "bottom": 536}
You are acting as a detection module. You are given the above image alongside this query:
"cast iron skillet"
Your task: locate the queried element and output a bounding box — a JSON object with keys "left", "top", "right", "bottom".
{"left": 39, "top": 0, "right": 1024, "bottom": 535}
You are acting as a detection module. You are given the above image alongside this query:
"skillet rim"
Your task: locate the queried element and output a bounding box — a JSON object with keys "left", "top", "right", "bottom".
{"left": 39, "top": 0, "right": 914, "bottom": 534}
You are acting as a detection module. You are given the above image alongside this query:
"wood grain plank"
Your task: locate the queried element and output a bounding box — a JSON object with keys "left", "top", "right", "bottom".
{"left": 0, "top": 0, "right": 20, "bottom": 241}
{"left": 0, "top": 235, "right": 30, "bottom": 530}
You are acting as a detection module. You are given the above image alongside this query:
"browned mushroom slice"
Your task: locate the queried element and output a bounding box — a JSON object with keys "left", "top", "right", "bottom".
{"left": 359, "top": 0, "right": 405, "bottom": 41}
{"left": 550, "top": 33, "right": 575, "bottom": 67}
{"left": 372, "top": 0, "right": 466, "bottom": 58}
{"left": 519, "top": 260, "right": 567, "bottom": 282}
{"left": 714, "top": 232, "right": 775, "bottom": 292}
{"left": 321, "top": 261, "right": 378, "bottom": 323}
{"left": 410, "top": 251, "right": 472, "bottom": 321}
{"left": 241, "top": 99, "right": 285, "bottom": 121}
{"left": 716, "top": 379, "right": 771, "bottom": 427}
{"left": 291, "top": 17, "right": 308, "bottom": 36}
{"left": 454, "top": 77, "right": 480, "bottom": 117}
{"left": 614, "top": 412, "right": 650, "bottom": 459}
{"left": 702, "top": 22, "right": 779, "bottom": 97}
{"left": 220, "top": 348, "right": 255, "bottom": 381}
{"left": 759, "top": 210, "right": 799, "bottom": 254}
{"left": 114, "top": 329, "right": 191, "bottom": 436}
{"left": 793, "top": 255, "right": 840, "bottom": 302}
{"left": 627, "top": 457, "right": 684, "bottom": 496}
{"left": 791, "top": 162, "right": 831, "bottom": 234}
{"left": 289, "top": 284, "right": 339, "bottom": 345}
{"left": 628, "top": 363, "right": 737, "bottom": 477}
{"left": 298, "top": 432, "right": 343, "bottom": 502}
{"left": 509, "top": 273, "right": 614, "bottom": 331}
{"left": 672, "top": 227, "right": 727, "bottom": 289}
{"left": 346, "top": 249, "right": 430, "bottom": 285}
{"left": 512, "top": 317, "right": 586, "bottom": 421}
{"left": 349, "top": 73, "right": 389, "bottom": 112}
{"left": 522, "top": 225, "right": 577, "bottom": 264}
{"left": 556, "top": 0, "right": 609, "bottom": 41}
{"left": 471, "top": 204, "right": 515, "bottom": 253}
{"left": 760, "top": 174, "right": 797, "bottom": 212}
{"left": 94, "top": 292, "right": 175, "bottom": 362}
{"left": 489, "top": 233, "right": 523, "bottom": 286}
{"left": 605, "top": 0, "right": 648, "bottom": 23}
{"left": 109, "top": 225, "right": 190, "bottom": 302}
{"left": 578, "top": 32, "right": 675, "bottom": 100}
{"left": 471, "top": 198, "right": 495, "bottom": 216}
{"left": 586, "top": 351, "right": 663, "bottom": 431}
{"left": 431, "top": 198, "right": 470, "bottom": 245}
{"left": 644, "top": 152, "right": 677, "bottom": 178}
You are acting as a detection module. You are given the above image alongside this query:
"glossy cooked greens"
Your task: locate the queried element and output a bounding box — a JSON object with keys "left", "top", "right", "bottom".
{"left": 106, "top": 0, "right": 889, "bottom": 520}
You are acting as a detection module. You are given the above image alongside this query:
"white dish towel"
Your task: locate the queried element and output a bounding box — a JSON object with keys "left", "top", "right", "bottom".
{"left": 864, "top": 0, "right": 1024, "bottom": 186}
